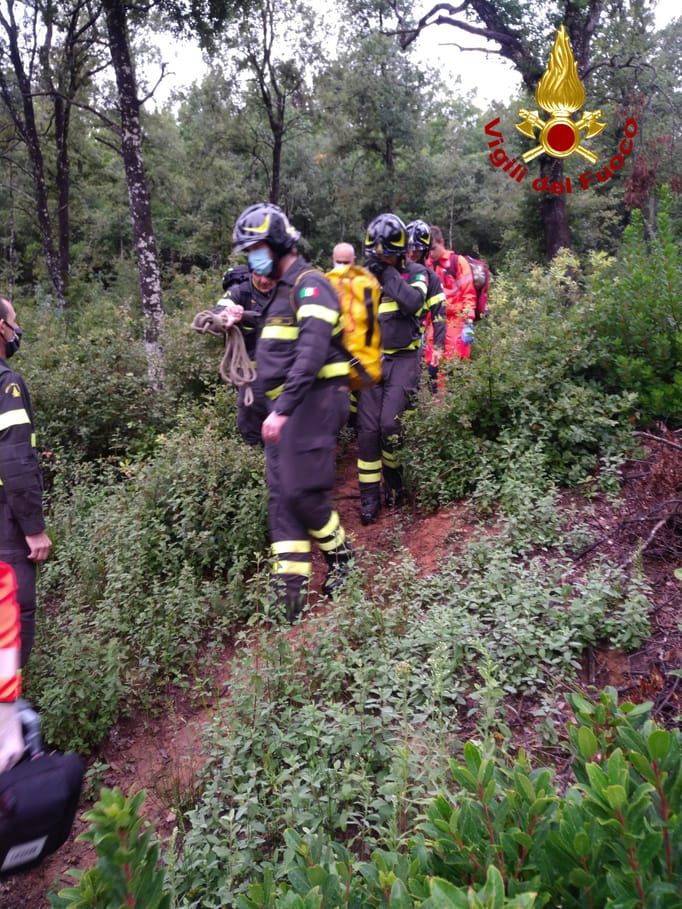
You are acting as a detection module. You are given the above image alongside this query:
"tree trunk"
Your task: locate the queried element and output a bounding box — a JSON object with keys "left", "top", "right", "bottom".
{"left": 0, "top": 11, "right": 67, "bottom": 307}
{"left": 271, "top": 130, "right": 282, "bottom": 204}
{"left": 54, "top": 94, "right": 71, "bottom": 292}
{"left": 102, "top": 0, "right": 165, "bottom": 389}
{"left": 540, "top": 158, "right": 570, "bottom": 258}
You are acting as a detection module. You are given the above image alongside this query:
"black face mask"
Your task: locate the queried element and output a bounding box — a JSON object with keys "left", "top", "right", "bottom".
{"left": 4, "top": 325, "right": 22, "bottom": 359}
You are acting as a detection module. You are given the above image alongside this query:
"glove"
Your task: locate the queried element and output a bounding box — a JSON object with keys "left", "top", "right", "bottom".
{"left": 461, "top": 320, "right": 475, "bottom": 345}
{"left": 365, "top": 255, "right": 387, "bottom": 281}
{"left": 0, "top": 702, "right": 25, "bottom": 773}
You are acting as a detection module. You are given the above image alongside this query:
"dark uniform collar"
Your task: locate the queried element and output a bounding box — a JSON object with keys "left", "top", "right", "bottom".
{"left": 278, "top": 255, "right": 311, "bottom": 288}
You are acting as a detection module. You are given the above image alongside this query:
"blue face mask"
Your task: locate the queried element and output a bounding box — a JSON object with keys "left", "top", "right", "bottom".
{"left": 247, "top": 247, "right": 274, "bottom": 277}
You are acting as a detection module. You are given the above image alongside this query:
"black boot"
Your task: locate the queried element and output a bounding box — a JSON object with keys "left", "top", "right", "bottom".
{"left": 360, "top": 483, "right": 381, "bottom": 525}
{"left": 285, "top": 591, "right": 306, "bottom": 624}
{"left": 383, "top": 467, "right": 404, "bottom": 508}
{"left": 322, "top": 545, "right": 356, "bottom": 597}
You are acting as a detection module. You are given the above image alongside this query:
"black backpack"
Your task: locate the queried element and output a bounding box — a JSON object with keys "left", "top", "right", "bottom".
{"left": 222, "top": 264, "right": 251, "bottom": 292}
{"left": 0, "top": 703, "right": 84, "bottom": 877}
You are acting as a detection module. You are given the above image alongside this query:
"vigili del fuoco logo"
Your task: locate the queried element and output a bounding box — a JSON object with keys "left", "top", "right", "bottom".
{"left": 484, "top": 25, "right": 638, "bottom": 195}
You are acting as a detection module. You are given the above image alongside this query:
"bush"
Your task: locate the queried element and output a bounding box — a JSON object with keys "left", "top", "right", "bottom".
{"left": 20, "top": 296, "right": 160, "bottom": 465}
{"left": 234, "top": 689, "right": 682, "bottom": 908}
{"left": 26, "top": 403, "right": 268, "bottom": 751}
{"left": 403, "top": 252, "right": 636, "bottom": 513}
{"left": 583, "top": 185, "right": 682, "bottom": 426}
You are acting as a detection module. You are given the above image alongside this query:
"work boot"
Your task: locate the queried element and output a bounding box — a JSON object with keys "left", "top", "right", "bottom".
{"left": 360, "top": 483, "right": 381, "bottom": 526}
{"left": 383, "top": 465, "right": 403, "bottom": 508}
{"left": 383, "top": 473, "right": 404, "bottom": 508}
{"left": 285, "top": 591, "right": 306, "bottom": 625}
{"left": 322, "top": 545, "right": 356, "bottom": 597}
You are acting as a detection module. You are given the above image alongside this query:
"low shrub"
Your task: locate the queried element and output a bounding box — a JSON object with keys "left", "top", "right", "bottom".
{"left": 26, "top": 404, "right": 268, "bottom": 751}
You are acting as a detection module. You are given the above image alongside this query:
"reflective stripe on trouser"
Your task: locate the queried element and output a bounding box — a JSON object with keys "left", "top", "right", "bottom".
{"left": 309, "top": 510, "right": 346, "bottom": 553}
{"left": 265, "top": 381, "right": 350, "bottom": 597}
{"left": 271, "top": 539, "right": 312, "bottom": 597}
{"left": 356, "top": 353, "right": 420, "bottom": 491}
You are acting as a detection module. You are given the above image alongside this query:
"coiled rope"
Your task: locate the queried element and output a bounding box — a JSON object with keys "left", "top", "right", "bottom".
{"left": 190, "top": 307, "right": 257, "bottom": 406}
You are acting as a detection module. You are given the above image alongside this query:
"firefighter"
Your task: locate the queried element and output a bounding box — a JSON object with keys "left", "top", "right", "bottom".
{"left": 405, "top": 220, "right": 447, "bottom": 394}
{"left": 357, "top": 213, "right": 429, "bottom": 523}
{"left": 0, "top": 295, "right": 52, "bottom": 669}
{"left": 212, "top": 269, "right": 276, "bottom": 446}
{"left": 0, "top": 561, "right": 24, "bottom": 773}
{"left": 426, "top": 226, "right": 477, "bottom": 368}
{"left": 221, "top": 203, "right": 354, "bottom": 623}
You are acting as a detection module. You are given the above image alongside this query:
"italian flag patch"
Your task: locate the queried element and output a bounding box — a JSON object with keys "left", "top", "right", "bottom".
{"left": 299, "top": 286, "right": 320, "bottom": 298}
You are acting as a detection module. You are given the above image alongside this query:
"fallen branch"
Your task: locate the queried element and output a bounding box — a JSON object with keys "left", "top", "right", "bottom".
{"left": 619, "top": 513, "right": 675, "bottom": 568}
{"left": 633, "top": 431, "right": 682, "bottom": 453}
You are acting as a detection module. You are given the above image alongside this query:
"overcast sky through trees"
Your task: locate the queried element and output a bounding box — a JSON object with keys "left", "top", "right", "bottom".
{"left": 149, "top": 0, "right": 679, "bottom": 109}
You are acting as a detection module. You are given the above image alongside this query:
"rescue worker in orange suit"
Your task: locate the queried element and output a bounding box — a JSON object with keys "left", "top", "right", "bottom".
{"left": 212, "top": 267, "right": 276, "bottom": 446}
{"left": 0, "top": 295, "right": 51, "bottom": 669}
{"left": 357, "top": 214, "right": 432, "bottom": 524}
{"left": 220, "top": 204, "right": 354, "bottom": 623}
{"left": 0, "top": 561, "right": 25, "bottom": 773}
{"left": 425, "top": 225, "right": 476, "bottom": 383}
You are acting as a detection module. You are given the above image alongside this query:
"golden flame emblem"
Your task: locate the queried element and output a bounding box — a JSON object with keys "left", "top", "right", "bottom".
{"left": 515, "top": 26, "right": 606, "bottom": 164}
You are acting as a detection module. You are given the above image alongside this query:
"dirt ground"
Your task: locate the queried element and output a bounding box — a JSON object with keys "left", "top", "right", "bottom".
{"left": 2, "top": 432, "right": 681, "bottom": 909}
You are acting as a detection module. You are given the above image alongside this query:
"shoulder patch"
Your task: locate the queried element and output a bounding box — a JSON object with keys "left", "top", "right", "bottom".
{"left": 5, "top": 382, "right": 21, "bottom": 398}
{"left": 299, "top": 287, "right": 320, "bottom": 298}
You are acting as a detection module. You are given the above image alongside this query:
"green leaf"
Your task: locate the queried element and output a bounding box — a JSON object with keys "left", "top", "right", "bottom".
{"left": 604, "top": 785, "right": 628, "bottom": 810}
{"left": 428, "top": 876, "right": 469, "bottom": 908}
{"left": 648, "top": 729, "right": 672, "bottom": 762}
{"left": 389, "top": 878, "right": 413, "bottom": 908}
{"left": 572, "top": 831, "right": 590, "bottom": 856}
{"left": 577, "top": 726, "right": 600, "bottom": 761}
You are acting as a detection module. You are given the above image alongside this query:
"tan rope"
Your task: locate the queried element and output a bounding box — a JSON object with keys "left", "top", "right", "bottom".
{"left": 191, "top": 309, "right": 257, "bottom": 406}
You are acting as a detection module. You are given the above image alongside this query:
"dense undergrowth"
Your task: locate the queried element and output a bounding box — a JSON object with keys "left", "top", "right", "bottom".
{"left": 12, "top": 189, "right": 682, "bottom": 906}
{"left": 51, "top": 690, "right": 682, "bottom": 908}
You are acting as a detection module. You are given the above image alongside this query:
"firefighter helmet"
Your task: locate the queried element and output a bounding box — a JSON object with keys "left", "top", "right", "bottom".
{"left": 232, "top": 203, "right": 301, "bottom": 254}
{"left": 406, "top": 219, "right": 432, "bottom": 253}
{"left": 364, "top": 213, "right": 408, "bottom": 257}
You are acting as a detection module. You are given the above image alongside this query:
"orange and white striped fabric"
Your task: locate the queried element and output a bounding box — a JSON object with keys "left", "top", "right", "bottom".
{"left": 0, "top": 561, "right": 21, "bottom": 703}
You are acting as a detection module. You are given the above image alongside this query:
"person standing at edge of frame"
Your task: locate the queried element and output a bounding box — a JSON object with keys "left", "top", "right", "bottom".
{"left": 0, "top": 294, "right": 52, "bottom": 670}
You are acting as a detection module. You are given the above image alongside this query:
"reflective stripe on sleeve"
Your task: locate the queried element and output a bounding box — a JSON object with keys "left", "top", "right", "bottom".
{"left": 0, "top": 408, "right": 30, "bottom": 431}
{"left": 298, "top": 303, "right": 338, "bottom": 325}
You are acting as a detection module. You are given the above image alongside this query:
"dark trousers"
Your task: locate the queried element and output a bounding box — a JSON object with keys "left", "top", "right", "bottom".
{"left": 357, "top": 351, "right": 420, "bottom": 491}
{"left": 236, "top": 380, "right": 269, "bottom": 446}
{"left": 0, "top": 500, "right": 37, "bottom": 668}
{"left": 265, "top": 382, "right": 350, "bottom": 597}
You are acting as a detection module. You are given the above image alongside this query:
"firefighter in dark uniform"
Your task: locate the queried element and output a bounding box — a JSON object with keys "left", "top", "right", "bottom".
{"left": 212, "top": 267, "right": 275, "bottom": 446}
{"left": 221, "top": 203, "right": 354, "bottom": 623}
{"left": 405, "top": 220, "right": 447, "bottom": 395}
{"left": 0, "top": 295, "right": 52, "bottom": 668}
{"left": 357, "top": 214, "right": 440, "bottom": 524}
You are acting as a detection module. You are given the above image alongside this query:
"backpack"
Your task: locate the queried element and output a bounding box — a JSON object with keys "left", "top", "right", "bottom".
{"left": 460, "top": 255, "right": 490, "bottom": 321}
{"left": 222, "top": 264, "right": 251, "bottom": 292}
{"left": 1, "top": 703, "right": 84, "bottom": 878}
{"left": 324, "top": 265, "right": 382, "bottom": 391}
